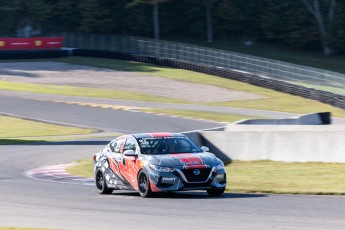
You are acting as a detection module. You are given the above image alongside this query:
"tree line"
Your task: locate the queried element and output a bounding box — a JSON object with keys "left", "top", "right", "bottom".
{"left": 0, "top": 0, "right": 344, "bottom": 55}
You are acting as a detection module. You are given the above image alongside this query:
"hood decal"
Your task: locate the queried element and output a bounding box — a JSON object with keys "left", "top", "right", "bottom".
{"left": 170, "top": 153, "right": 207, "bottom": 169}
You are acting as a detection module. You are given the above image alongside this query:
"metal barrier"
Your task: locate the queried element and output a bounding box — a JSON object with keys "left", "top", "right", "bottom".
{"left": 63, "top": 32, "right": 345, "bottom": 95}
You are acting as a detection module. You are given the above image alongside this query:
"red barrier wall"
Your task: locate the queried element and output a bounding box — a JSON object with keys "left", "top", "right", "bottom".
{"left": 0, "top": 37, "right": 64, "bottom": 50}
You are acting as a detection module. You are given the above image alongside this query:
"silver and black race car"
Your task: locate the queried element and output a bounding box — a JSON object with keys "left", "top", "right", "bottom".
{"left": 93, "top": 132, "right": 227, "bottom": 197}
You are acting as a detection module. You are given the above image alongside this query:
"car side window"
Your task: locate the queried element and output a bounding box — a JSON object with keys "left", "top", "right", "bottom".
{"left": 123, "top": 137, "right": 137, "bottom": 153}
{"left": 109, "top": 140, "right": 118, "bottom": 152}
{"left": 114, "top": 139, "right": 124, "bottom": 153}
{"left": 180, "top": 139, "right": 192, "bottom": 151}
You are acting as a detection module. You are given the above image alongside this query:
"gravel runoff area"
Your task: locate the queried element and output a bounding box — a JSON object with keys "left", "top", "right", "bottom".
{"left": 0, "top": 62, "right": 263, "bottom": 102}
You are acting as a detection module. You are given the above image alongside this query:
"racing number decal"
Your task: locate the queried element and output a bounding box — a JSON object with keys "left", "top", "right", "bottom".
{"left": 170, "top": 153, "right": 207, "bottom": 169}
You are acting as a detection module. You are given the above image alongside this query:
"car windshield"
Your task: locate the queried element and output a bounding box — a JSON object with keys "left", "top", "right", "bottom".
{"left": 137, "top": 136, "right": 203, "bottom": 155}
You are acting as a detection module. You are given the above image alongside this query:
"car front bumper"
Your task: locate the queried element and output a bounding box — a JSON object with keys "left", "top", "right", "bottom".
{"left": 147, "top": 167, "right": 227, "bottom": 192}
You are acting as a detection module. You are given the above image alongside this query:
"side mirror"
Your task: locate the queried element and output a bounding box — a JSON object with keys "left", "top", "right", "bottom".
{"left": 201, "top": 146, "right": 209, "bottom": 152}
{"left": 124, "top": 149, "right": 136, "bottom": 156}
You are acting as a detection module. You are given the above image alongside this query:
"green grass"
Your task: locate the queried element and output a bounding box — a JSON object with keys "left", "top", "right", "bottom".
{"left": 66, "top": 158, "right": 94, "bottom": 178}
{"left": 211, "top": 96, "right": 345, "bottom": 117}
{"left": 227, "top": 161, "right": 345, "bottom": 195}
{"left": 140, "top": 109, "right": 261, "bottom": 123}
{"left": 0, "top": 115, "right": 95, "bottom": 144}
{"left": 67, "top": 158, "right": 345, "bottom": 195}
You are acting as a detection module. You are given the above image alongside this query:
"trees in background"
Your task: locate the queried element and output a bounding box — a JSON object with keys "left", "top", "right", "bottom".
{"left": 0, "top": 2, "right": 17, "bottom": 35}
{"left": 77, "top": 0, "right": 114, "bottom": 33}
{"left": 203, "top": 0, "right": 219, "bottom": 43}
{"left": 301, "top": 0, "right": 337, "bottom": 55}
{"left": 1, "top": 0, "right": 51, "bottom": 37}
{"left": 128, "top": 0, "right": 169, "bottom": 40}
{"left": 0, "top": 0, "right": 344, "bottom": 54}
{"left": 48, "top": 0, "right": 80, "bottom": 32}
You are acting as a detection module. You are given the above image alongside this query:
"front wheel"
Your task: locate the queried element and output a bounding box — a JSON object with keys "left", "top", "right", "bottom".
{"left": 95, "top": 169, "right": 113, "bottom": 194}
{"left": 138, "top": 170, "right": 152, "bottom": 198}
{"left": 207, "top": 187, "right": 225, "bottom": 196}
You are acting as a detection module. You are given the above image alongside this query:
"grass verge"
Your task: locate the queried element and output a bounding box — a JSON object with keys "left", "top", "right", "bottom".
{"left": 227, "top": 161, "right": 345, "bottom": 195}
{"left": 0, "top": 115, "right": 95, "bottom": 144}
{"left": 66, "top": 158, "right": 94, "bottom": 178}
{"left": 67, "top": 158, "right": 345, "bottom": 195}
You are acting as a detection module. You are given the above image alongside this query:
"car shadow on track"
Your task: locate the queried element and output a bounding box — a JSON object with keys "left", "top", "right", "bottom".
{"left": 110, "top": 191, "right": 267, "bottom": 199}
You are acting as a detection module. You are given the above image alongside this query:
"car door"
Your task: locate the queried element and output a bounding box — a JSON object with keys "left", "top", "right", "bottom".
{"left": 118, "top": 137, "right": 140, "bottom": 189}
{"left": 106, "top": 139, "right": 124, "bottom": 180}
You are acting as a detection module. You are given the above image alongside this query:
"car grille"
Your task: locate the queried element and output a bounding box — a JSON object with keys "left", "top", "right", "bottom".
{"left": 182, "top": 181, "right": 212, "bottom": 188}
{"left": 181, "top": 168, "right": 211, "bottom": 182}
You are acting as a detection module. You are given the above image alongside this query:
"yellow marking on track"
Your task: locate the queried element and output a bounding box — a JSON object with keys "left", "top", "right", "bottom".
{"left": 34, "top": 99, "right": 221, "bottom": 123}
{"left": 35, "top": 99, "right": 147, "bottom": 111}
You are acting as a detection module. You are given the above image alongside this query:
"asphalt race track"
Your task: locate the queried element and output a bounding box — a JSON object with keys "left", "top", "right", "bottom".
{"left": 0, "top": 95, "right": 222, "bottom": 133}
{"left": 1, "top": 93, "right": 345, "bottom": 230}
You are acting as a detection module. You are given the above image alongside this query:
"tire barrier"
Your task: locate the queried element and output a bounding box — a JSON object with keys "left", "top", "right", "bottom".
{"left": 0, "top": 50, "right": 69, "bottom": 59}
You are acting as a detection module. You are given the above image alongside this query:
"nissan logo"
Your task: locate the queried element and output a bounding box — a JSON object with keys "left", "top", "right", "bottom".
{"left": 193, "top": 169, "right": 200, "bottom": 175}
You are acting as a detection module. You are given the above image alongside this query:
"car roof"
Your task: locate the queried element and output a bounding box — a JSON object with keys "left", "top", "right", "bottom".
{"left": 132, "top": 132, "right": 185, "bottom": 139}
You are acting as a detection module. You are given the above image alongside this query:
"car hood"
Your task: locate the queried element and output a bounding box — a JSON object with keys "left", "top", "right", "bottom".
{"left": 145, "top": 152, "right": 221, "bottom": 168}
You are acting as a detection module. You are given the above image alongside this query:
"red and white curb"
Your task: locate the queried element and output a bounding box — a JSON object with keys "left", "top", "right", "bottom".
{"left": 24, "top": 163, "right": 94, "bottom": 186}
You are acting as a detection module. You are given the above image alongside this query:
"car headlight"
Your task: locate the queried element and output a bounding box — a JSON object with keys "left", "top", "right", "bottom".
{"left": 149, "top": 164, "right": 175, "bottom": 172}
{"left": 214, "top": 162, "right": 224, "bottom": 171}
{"left": 215, "top": 174, "right": 226, "bottom": 182}
{"left": 214, "top": 162, "right": 226, "bottom": 182}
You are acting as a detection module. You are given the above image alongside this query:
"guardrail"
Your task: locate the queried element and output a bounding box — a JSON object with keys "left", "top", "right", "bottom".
{"left": 63, "top": 32, "right": 345, "bottom": 95}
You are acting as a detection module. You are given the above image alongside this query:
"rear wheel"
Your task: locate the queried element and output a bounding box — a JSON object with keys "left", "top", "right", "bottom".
{"left": 138, "top": 170, "right": 152, "bottom": 198}
{"left": 207, "top": 188, "right": 225, "bottom": 196}
{"left": 95, "top": 169, "right": 113, "bottom": 194}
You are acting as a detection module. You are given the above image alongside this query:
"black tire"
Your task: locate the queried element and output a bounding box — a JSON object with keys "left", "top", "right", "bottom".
{"left": 95, "top": 169, "right": 113, "bottom": 194}
{"left": 138, "top": 170, "right": 152, "bottom": 198}
{"left": 207, "top": 187, "right": 225, "bottom": 196}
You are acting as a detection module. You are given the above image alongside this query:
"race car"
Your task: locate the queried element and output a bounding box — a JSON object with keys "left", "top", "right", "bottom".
{"left": 93, "top": 132, "right": 226, "bottom": 197}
